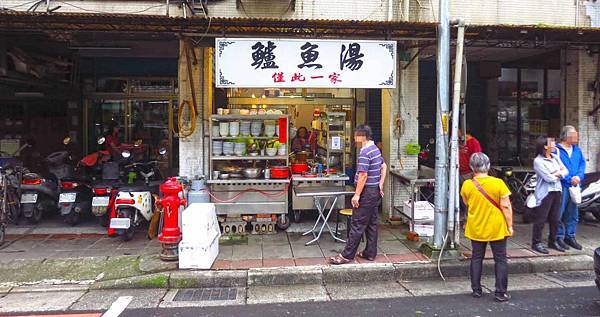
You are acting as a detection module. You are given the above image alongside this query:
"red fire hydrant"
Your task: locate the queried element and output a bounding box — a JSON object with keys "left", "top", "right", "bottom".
{"left": 156, "top": 177, "right": 187, "bottom": 261}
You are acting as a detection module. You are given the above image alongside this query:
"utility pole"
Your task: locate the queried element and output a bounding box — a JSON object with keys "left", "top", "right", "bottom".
{"left": 432, "top": 0, "right": 450, "bottom": 249}
{"left": 448, "top": 20, "right": 466, "bottom": 247}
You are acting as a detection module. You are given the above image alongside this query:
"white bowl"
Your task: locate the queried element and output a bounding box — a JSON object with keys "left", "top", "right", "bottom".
{"left": 266, "top": 148, "right": 277, "bottom": 156}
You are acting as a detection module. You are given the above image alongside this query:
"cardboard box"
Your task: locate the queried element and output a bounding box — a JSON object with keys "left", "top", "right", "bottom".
{"left": 403, "top": 201, "right": 434, "bottom": 221}
{"left": 410, "top": 223, "right": 434, "bottom": 237}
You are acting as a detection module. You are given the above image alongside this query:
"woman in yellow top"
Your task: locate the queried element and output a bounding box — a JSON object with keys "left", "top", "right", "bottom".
{"left": 460, "top": 152, "right": 514, "bottom": 302}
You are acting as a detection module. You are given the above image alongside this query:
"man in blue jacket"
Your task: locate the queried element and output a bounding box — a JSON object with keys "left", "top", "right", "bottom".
{"left": 555, "top": 125, "right": 586, "bottom": 250}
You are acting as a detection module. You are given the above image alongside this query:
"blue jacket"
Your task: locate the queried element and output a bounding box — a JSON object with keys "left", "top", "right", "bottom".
{"left": 555, "top": 144, "right": 586, "bottom": 187}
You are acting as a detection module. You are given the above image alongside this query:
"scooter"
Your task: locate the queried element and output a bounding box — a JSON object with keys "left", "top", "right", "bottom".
{"left": 56, "top": 137, "right": 95, "bottom": 226}
{"left": 110, "top": 148, "right": 165, "bottom": 241}
{"left": 58, "top": 174, "right": 93, "bottom": 226}
{"left": 579, "top": 172, "right": 600, "bottom": 222}
{"left": 20, "top": 146, "right": 71, "bottom": 224}
{"left": 85, "top": 137, "right": 119, "bottom": 227}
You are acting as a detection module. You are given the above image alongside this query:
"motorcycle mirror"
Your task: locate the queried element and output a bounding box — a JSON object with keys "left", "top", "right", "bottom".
{"left": 134, "top": 139, "right": 143, "bottom": 147}
{"left": 97, "top": 137, "right": 106, "bottom": 145}
{"left": 122, "top": 150, "right": 131, "bottom": 159}
{"left": 159, "top": 148, "right": 167, "bottom": 156}
{"left": 63, "top": 137, "right": 71, "bottom": 145}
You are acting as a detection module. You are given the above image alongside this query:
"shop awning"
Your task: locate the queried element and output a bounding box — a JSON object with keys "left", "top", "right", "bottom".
{"left": 1, "top": 11, "right": 600, "bottom": 44}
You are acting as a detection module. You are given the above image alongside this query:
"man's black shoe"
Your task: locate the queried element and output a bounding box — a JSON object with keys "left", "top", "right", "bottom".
{"left": 495, "top": 293, "right": 511, "bottom": 302}
{"left": 472, "top": 290, "right": 483, "bottom": 298}
{"left": 565, "top": 237, "right": 583, "bottom": 250}
{"left": 556, "top": 238, "right": 570, "bottom": 250}
{"left": 532, "top": 243, "right": 549, "bottom": 254}
{"left": 548, "top": 240, "right": 566, "bottom": 252}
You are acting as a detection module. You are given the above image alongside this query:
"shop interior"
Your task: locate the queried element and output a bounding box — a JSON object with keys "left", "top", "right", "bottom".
{"left": 207, "top": 86, "right": 382, "bottom": 232}
{"left": 0, "top": 31, "right": 180, "bottom": 228}
{"left": 419, "top": 48, "right": 562, "bottom": 168}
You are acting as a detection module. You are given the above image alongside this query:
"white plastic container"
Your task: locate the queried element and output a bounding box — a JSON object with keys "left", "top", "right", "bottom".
{"left": 179, "top": 238, "right": 219, "bottom": 269}
{"left": 179, "top": 203, "right": 221, "bottom": 269}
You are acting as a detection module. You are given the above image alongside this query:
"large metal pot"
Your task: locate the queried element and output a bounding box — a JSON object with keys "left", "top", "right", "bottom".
{"left": 242, "top": 168, "right": 262, "bottom": 179}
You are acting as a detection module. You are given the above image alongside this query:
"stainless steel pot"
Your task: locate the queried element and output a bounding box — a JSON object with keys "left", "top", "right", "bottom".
{"left": 242, "top": 168, "right": 262, "bottom": 179}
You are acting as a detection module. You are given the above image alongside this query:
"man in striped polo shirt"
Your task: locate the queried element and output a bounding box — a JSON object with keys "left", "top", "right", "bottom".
{"left": 330, "top": 125, "right": 387, "bottom": 265}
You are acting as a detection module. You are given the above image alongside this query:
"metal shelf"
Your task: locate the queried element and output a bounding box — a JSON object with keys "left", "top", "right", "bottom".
{"left": 212, "top": 136, "right": 279, "bottom": 140}
{"left": 211, "top": 114, "right": 284, "bottom": 120}
{"left": 207, "top": 179, "right": 290, "bottom": 184}
{"left": 211, "top": 155, "right": 287, "bottom": 160}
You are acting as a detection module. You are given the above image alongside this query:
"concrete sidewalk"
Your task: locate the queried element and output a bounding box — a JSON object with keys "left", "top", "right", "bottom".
{"left": 0, "top": 214, "right": 598, "bottom": 290}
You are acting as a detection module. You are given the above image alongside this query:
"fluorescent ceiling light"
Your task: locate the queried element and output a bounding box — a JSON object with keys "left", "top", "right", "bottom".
{"left": 68, "top": 46, "right": 131, "bottom": 50}
{"left": 15, "top": 92, "right": 44, "bottom": 97}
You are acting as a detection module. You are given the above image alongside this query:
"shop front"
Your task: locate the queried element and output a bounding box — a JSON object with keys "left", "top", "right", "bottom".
{"left": 193, "top": 38, "right": 397, "bottom": 235}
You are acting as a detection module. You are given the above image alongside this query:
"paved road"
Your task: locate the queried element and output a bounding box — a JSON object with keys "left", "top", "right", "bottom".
{"left": 120, "top": 287, "right": 600, "bottom": 317}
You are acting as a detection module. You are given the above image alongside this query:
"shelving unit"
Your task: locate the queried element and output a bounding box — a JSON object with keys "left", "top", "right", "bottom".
{"left": 208, "top": 114, "right": 291, "bottom": 230}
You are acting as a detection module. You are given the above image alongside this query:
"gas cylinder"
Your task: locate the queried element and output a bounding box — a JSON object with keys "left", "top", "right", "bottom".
{"left": 187, "top": 178, "right": 210, "bottom": 204}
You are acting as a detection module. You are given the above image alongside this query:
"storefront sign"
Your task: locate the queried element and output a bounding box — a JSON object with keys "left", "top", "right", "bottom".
{"left": 215, "top": 38, "right": 397, "bottom": 88}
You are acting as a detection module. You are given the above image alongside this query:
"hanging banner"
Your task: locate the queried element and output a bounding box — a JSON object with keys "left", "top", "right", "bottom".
{"left": 215, "top": 38, "right": 397, "bottom": 88}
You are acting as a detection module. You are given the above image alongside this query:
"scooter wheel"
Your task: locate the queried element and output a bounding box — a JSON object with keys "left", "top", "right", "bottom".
{"left": 276, "top": 214, "right": 290, "bottom": 230}
{"left": 98, "top": 214, "right": 109, "bottom": 227}
{"left": 27, "top": 206, "right": 43, "bottom": 224}
{"left": 0, "top": 223, "right": 5, "bottom": 246}
{"left": 64, "top": 212, "right": 80, "bottom": 226}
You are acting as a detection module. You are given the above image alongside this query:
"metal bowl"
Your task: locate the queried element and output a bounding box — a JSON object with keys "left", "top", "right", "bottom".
{"left": 219, "top": 173, "right": 230, "bottom": 180}
{"left": 242, "top": 168, "right": 262, "bottom": 179}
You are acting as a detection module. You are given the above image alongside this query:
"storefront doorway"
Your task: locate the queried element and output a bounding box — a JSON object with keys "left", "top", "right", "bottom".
{"left": 84, "top": 78, "right": 179, "bottom": 173}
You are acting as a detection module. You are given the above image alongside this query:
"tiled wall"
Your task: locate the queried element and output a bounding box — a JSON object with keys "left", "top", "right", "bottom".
{"left": 565, "top": 48, "right": 600, "bottom": 173}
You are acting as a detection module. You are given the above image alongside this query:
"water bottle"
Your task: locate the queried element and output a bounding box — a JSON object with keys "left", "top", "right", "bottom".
{"left": 317, "top": 163, "right": 323, "bottom": 176}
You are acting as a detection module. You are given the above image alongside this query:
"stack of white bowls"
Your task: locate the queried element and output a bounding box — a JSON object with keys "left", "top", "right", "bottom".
{"left": 229, "top": 121, "right": 240, "bottom": 137}
{"left": 240, "top": 121, "right": 251, "bottom": 136}
{"left": 264, "top": 121, "right": 277, "bottom": 137}
{"left": 212, "top": 141, "right": 223, "bottom": 156}
{"left": 277, "top": 144, "right": 286, "bottom": 156}
{"left": 251, "top": 121, "right": 262, "bottom": 137}
{"left": 212, "top": 125, "right": 220, "bottom": 137}
{"left": 234, "top": 142, "right": 246, "bottom": 156}
{"left": 219, "top": 122, "right": 229, "bottom": 137}
{"left": 223, "top": 142, "right": 234, "bottom": 155}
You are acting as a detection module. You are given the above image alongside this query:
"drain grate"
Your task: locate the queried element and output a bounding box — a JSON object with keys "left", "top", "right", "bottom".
{"left": 544, "top": 271, "right": 595, "bottom": 283}
{"left": 173, "top": 288, "right": 238, "bottom": 302}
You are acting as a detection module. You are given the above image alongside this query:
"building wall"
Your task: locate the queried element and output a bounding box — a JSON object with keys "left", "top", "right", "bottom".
{"left": 178, "top": 42, "right": 206, "bottom": 178}
{"left": 565, "top": 48, "right": 600, "bottom": 172}
{"left": 2, "top": 0, "right": 590, "bottom": 27}
{"left": 382, "top": 49, "right": 419, "bottom": 218}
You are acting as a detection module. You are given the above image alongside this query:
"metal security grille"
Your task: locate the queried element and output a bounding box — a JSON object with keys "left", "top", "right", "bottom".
{"left": 173, "top": 288, "right": 238, "bottom": 302}
{"left": 544, "top": 271, "right": 595, "bottom": 283}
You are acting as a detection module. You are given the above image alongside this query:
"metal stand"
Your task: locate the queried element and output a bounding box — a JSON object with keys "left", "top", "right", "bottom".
{"left": 302, "top": 195, "right": 346, "bottom": 245}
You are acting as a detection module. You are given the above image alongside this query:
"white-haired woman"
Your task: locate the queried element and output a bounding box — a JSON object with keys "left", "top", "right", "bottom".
{"left": 460, "top": 152, "right": 513, "bottom": 302}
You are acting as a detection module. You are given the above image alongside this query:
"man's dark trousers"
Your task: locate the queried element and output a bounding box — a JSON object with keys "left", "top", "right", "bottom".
{"left": 342, "top": 187, "right": 382, "bottom": 260}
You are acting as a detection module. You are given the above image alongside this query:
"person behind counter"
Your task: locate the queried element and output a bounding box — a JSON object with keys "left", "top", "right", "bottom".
{"left": 291, "top": 126, "right": 317, "bottom": 153}
{"left": 329, "top": 125, "right": 387, "bottom": 265}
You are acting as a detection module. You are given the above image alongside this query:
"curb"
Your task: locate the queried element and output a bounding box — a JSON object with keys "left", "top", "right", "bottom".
{"left": 90, "top": 254, "right": 594, "bottom": 289}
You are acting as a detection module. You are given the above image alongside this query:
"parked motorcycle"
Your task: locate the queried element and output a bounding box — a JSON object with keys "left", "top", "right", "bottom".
{"left": 85, "top": 137, "right": 119, "bottom": 227}
{"left": 418, "top": 138, "right": 435, "bottom": 168}
{"left": 110, "top": 147, "right": 165, "bottom": 241}
{"left": 579, "top": 172, "right": 600, "bottom": 222}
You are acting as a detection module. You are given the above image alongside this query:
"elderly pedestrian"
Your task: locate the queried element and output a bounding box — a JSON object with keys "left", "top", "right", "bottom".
{"left": 461, "top": 152, "right": 513, "bottom": 302}
{"left": 531, "top": 136, "right": 568, "bottom": 254}
{"left": 329, "top": 125, "right": 387, "bottom": 265}
{"left": 555, "top": 126, "right": 586, "bottom": 250}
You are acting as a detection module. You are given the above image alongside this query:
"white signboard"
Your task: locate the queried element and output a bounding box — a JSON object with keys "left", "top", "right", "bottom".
{"left": 215, "top": 38, "right": 397, "bottom": 88}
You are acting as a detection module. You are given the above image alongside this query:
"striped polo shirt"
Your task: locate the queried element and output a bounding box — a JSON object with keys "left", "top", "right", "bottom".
{"left": 355, "top": 141, "right": 384, "bottom": 186}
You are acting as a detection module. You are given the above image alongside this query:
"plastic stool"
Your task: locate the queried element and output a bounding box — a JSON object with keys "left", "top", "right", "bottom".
{"left": 335, "top": 208, "right": 353, "bottom": 238}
